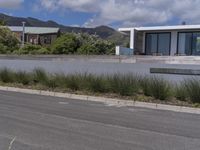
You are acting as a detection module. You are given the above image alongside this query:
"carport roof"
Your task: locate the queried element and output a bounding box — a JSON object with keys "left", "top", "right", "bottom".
{"left": 8, "top": 26, "right": 60, "bottom": 34}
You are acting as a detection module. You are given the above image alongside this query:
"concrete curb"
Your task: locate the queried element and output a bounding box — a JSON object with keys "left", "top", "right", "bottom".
{"left": 0, "top": 86, "right": 200, "bottom": 114}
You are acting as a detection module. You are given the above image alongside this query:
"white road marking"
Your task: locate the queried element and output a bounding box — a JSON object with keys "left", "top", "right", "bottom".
{"left": 59, "top": 102, "right": 69, "bottom": 105}
{"left": 104, "top": 103, "right": 124, "bottom": 108}
{"left": 8, "top": 136, "right": 16, "bottom": 150}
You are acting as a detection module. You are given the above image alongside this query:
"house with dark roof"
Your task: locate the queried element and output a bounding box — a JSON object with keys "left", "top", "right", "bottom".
{"left": 8, "top": 26, "right": 60, "bottom": 46}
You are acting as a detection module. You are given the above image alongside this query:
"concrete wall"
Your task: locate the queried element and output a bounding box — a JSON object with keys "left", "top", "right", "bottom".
{"left": 135, "top": 31, "right": 144, "bottom": 54}
{"left": 170, "top": 31, "right": 178, "bottom": 56}
{"left": 115, "top": 46, "right": 133, "bottom": 55}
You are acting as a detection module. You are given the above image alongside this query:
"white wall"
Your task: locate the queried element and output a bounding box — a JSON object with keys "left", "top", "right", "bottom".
{"left": 170, "top": 31, "right": 178, "bottom": 56}
{"left": 115, "top": 46, "right": 120, "bottom": 55}
{"left": 130, "top": 29, "right": 135, "bottom": 49}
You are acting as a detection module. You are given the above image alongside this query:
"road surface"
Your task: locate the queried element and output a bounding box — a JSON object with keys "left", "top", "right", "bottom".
{"left": 0, "top": 90, "right": 200, "bottom": 150}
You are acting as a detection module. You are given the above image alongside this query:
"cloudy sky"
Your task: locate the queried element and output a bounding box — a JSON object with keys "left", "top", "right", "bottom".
{"left": 0, "top": 0, "right": 200, "bottom": 28}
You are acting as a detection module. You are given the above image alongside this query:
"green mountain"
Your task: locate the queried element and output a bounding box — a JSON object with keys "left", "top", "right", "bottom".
{"left": 0, "top": 13, "right": 129, "bottom": 45}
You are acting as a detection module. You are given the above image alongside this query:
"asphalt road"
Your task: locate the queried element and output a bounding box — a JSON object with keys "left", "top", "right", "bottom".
{"left": 0, "top": 91, "right": 200, "bottom": 150}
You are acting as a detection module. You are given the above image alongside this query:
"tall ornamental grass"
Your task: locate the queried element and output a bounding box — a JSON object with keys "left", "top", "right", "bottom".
{"left": 183, "top": 79, "right": 200, "bottom": 103}
{"left": 0, "top": 68, "right": 14, "bottom": 83}
{"left": 0, "top": 67, "right": 200, "bottom": 103}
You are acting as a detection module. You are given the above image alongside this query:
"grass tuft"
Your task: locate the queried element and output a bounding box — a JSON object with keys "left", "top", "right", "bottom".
{"left": 148, "top": 77, "right": 171, "bottom": 100}
{"left": 174, "top": 83, "right": 187, "bottom": 101}
{"left": 14, "top": 71, "right": 31, "bottom": 85}
{"left": 0, "top": 68, "right": 14, "bottom": 83}
{"left": 32, "top": 68, "right": 48, "bottom": 84}
{"left": 184, "top": 79, "right": 200, "bottom": 103}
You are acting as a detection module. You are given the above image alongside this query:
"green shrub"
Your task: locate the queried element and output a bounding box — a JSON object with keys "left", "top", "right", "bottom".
{"left": 16, "top": 44, "right": 49, "bottom": 55}
{"left": 94, "top": 40, "right": 115, "bottom": 55}
{"left": 174, "top": 83, "right": 187, "bottom": 101}
{"left": 184, "top": 79, "right": 200, "bottom": 103}
{"left": 77, "top": 44, "right": 98, "bottom": 55}
{"left": 87, "top": 75, "right": 110, "bottom": 93}
{"left": 3, "top": 67, "right": 200, "bottom": 104}
{"left": 0, "top": 68, "right": 14, "bottom": 83}
{"left": 147, "top": 77, "right": 171, "bottom": 100}
{"left": 140, "top": 77, "right": 152, "bottom": 96}
{"left": 0, "top": 43, "right": 7, "bottom": 54}
{"left": 51, "top": 33, "right": 80, "bottom": 54}
{"left": 45, "top": 75, "right": 58, "bottom": 90}
{"left": 14, "top": 71, "right": 30, "bottom": 85}
{"left": 64, "top": 74, "right": 81, "bottom": 91}
{"left": 109, "top": 74, "right": 140, "bottom": 96}
{"left": 0, "top": 27, "right": 19, "bottom": 53}
{"left": 32, "top": 68, "right": 48, "bottom": 85}
{"left": 51, "top": 33, "right": 115, "bottom": 55}
{"left": 37, "top": 47, "right": 50, "bottom": 54}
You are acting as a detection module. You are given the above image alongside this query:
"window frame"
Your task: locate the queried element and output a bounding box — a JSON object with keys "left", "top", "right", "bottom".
{"left": 145, "top": 32, "right": 171, "bottom": 56}
{"left": 177, "top": 31, "right": 200, "bottom": 56}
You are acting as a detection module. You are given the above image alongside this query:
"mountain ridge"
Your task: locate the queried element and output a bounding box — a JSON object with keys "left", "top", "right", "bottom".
{"left": 0, "top": 13, "right": 128, "bottom": 45}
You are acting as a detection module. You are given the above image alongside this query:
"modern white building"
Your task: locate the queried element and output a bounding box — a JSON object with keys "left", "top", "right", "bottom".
{"left": 118, "top": 25, "right": 200, "bottom": 56}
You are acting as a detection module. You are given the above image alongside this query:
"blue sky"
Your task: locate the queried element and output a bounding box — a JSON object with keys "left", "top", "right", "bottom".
{"left": 0, "top": 0, "right": 94, "bottom": 27}
{"left": 0, "top": 0, "right": 200, "bottom": 28}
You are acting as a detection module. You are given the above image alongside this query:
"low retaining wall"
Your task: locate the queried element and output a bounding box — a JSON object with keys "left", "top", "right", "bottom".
{"left": 0, "top": 55, "right": 200, "bottom": 64}
{"left": 150, "top": 68, "right": 200, "bottom": 76}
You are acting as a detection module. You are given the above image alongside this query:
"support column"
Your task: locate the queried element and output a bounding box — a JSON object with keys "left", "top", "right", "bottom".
{"left": 22, "top": 22, "right": 26, "bottom": 47}
{"left": 130, "top": 29, "right": 135, "bottom": 50}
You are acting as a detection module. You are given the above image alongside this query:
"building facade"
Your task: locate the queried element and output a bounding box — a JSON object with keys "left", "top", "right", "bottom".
{"left": 119, "top": 25, "right": 200, "bottom": 56}
{"left": 8, "top": 26, "right": 60, "bottom": 46}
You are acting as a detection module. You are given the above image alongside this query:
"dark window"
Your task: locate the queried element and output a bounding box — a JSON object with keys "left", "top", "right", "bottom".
{"left": 178, "top": 33, "right": 192, "bottom": 55}
{"left": 192, "top": 33, "right": 200, "bottom": 55}
{"left": 178, "top": 32, "right": 200, "bottom": 56}
{"left": 44, "top": 36, "right": 51, "bottom": 44}
{"left": 146, "top": 33, "right": 171, "bottom": 55}
{"left": 146, "top": 34, "right": 157, "bottom": 55}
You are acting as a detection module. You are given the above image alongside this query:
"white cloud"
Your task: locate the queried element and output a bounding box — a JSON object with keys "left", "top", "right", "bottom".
{"left": 38, "top": 0, "right": 200, "bottom": 27}
{"left": 39, "top": 0, "right": 101, "bottom": 12}
{"left": 0, "top": 0, "right": 23, "bottom": 9}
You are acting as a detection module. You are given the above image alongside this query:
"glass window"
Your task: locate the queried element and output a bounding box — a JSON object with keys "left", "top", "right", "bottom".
{"left": 192, "top": 33, "right": 200, "bottom": 55}
{"left": 146, "top": 34, "right": 157, "bottom": 55}
{"left": 178, "top": 33, "right": 192, "bottom": 55}
{"left": 158, "top": 33, "right": 170, "bottom": 55}
{"left": 146, "top": 33, "right": 171, "bottom": 55}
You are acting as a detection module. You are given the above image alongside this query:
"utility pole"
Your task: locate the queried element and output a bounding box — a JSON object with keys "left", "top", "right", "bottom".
{"left": 22, "top": 22, "right": 26, "bottom": 47}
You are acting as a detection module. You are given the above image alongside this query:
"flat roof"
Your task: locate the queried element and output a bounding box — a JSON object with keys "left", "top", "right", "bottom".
{"left": 119, "top": 25, "right": 200, "bottom": 32}
{"left": 8, "top": 26, "right": 60, "bottom": 34}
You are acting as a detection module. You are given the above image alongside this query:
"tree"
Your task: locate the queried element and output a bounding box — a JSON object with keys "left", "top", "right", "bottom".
{"left": 94, "top": 40, "right": 115, "bottom": 55}
{"left": 77, "top": 44, "right": 98, "bottom": 55}
{"left": 0, "top": 19, "right": 6, "bottom": 26}
{"left": 50, "top": 32, "right": 115, "bottom": 55}
{"left": 0, "top": 27, "right": 19, "bottom": 54}
{"left": 51, "top": 33, "right": 80, "bottom": 54}
{"left": 76, "top": 33, "right": 115, "bottom": 55}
